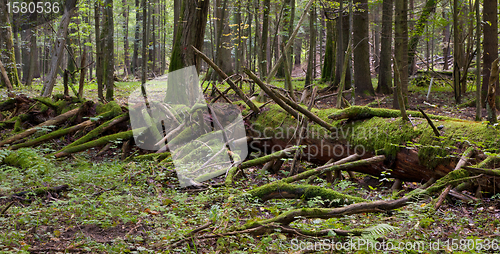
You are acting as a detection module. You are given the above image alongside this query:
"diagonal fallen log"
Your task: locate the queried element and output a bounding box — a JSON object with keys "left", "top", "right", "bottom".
{"left": 191, "top": 46, "right": 259, "bottom": 113}
{"left": 53, "top": 128, "right": 145, "bottom": 158}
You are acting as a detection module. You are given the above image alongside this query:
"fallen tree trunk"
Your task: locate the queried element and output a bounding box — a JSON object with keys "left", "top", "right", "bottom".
{"left": 244, "top": 104, "right": 499, "bottom": 183}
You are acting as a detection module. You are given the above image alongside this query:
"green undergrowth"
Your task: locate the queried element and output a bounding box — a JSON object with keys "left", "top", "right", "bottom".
{"left": 1, "top": 148, "right": 500, "bottom": 253}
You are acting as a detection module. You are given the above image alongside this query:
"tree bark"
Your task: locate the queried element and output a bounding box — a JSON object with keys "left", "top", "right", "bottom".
{"left": 482, "top": 0, "right": 498, "bottom": 101}
{"left": 353, "top": 0, "right": 374, "bottom": 96}
{"left": 407, "top": 0, "right": 437, "bottom": 75}
{"left": 123, "top": 2, "right": 130, "bottom": 76}
{"left": 393, "top": 0, "right": 408, "bottom": 109}
{"left": 131, "top": 0, "right": 141, "bottom": 75}
{"left": 166, "top": 0, "right": 210, "bottom": 103}
{"left": 306, "top": 8, "right": 316, "bottom": 86}
{"left": 103, "top": 0, "right": 114, "bottom": 101}
{"left": 376, "top": 0, "right": 393, "bottom": 94}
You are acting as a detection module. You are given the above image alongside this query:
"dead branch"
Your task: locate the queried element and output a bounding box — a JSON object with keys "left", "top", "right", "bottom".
{"left": 191, "top": 46, "right": 259, "bottom": 113}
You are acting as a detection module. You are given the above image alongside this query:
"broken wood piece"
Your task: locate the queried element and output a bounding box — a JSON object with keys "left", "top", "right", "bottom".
{"left": 191, "top": 46, "right": 259, "bottom": 113}
{"left": 418, "top": 108, "right": 440, "bottom": 137}
{"left": 435, "top": 147, "right": 475, "bottom": 209}
{"left": 244, "top": 68, "right": 299, "bottom": 119}
{"left": 0, "top": 59, "right": 13, "bottom": 91}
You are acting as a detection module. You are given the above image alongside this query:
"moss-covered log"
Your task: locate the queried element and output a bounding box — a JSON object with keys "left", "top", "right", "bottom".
{"left": 246, "top": 104, "right": 500, "bottom": 183}
{"left": 53, "top": 129, "right": 142, "bottom": 158}
{"left": 247, "top": 181, "right": 367, "bottom": 205}
{"left": 9, "top": 184, "right": 70, "bottom": 199}
{"left": 54, "top": 113, "right": 127, "bottom": 154}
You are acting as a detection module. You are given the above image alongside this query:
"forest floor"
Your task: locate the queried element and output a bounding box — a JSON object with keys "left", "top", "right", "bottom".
{"left": 1, "top": 77, "right": 499, "bottom": 253}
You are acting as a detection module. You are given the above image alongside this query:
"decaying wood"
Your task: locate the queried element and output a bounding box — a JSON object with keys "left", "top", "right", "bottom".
{"left": 0, "top": 107, "right": 81, "bottom": 147}
{"left": 191, "top": 46, "right": 259, "bottom": 113}
{"left": 418, "top": 108, "right": 440, "bottom": 137}
{"left": 244, "top": 68, "right": 299, "bottom": 118}
{"left": 435, "top": 147, "right": 475, "bottom": 209}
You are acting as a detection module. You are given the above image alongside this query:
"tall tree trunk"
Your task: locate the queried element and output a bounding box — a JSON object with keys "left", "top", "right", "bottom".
{"left": 166, "top": 0, "right": 210, "bottom": 103}
{"left": 393, "top": 0, "right": 408, "bottom": 109}
{"left": 95, "top": 3, "right": 104, "bottom": 101}
{"left": 321, "top": 19, "right": 334, "bottom": 83}
{"left": 453, "top": 0, "right": 461, "bottom": 103}
{"left": 123, "top": 2, "right": 130, "bottom": 76}
{"left": 41, "top": 3, "right": 76, "bottom": 96}
{"left": 213, "top": 0, "right": 233, "bottom": 79}
{"left": 334, "top": 11, "right": 351, "bottom": 89}
{"left": 131, "top": 0, "right": 141, "bottom": 75}
{"left": 103, "top": 0, "right": 114, "bottom": 101}
{"left": 377, "top": 0, "right": 393, "bottom": 94}
{"left": 0, "top": 0, "right": 20, "bottom": 87}
{"left": 259, "top": 0, "right": 270, "bottom": 79}
{"left": 482, "top": 0, "right": 498, "bottom": 101}
{"left": 442, "top": 11, "right": 451, "bottom": 70}
{"left": 141, "top": 0, "right": 148, "bottom": 85}
{"left": 305, "top": 8, "right": 316, "bottom": 87}
{"left": 26, "top": 29, "right": 38, "bottom": 87}
{"left": 353, "top": 0, "right": 374, "bottom": 96}
{"left": 277, "top": 0, "right": 294, "bottom": 78}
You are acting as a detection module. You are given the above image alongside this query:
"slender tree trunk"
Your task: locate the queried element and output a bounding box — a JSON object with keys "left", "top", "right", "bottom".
{"left": 321, "top": 19, "right": 334, "bottom": 83}
{"left": 95, "top": 3, "right": 104, "bottom": 101}
{"left": 353, "top": 0, "right": 374, "bottom": 96}
{"left": 408, "top": 0, "right": 437, "bottom": 75}
{"left": 26, "top": 29, "right": 38, "bottom": 87}
{"left": 131, "top": 0, "right": 141, "bottom": 75}
{"left": 442, "top": 11, "right": 451, "bottom": 70}
{"left": 393, "top": 0, "right": 408, "bottom": 109}
{"left": 377, "top": 0, "right": 393, "bottom": 94}
{"left": 141, "top": 0, "right": 148, "bottom": 85}
{"left": 475, "top": 0, "right": 481, "bottom": 121}
{"left": 334, "top": 10, "right": 350, "bottom": 89}
{"left": 213, "top": 0, "right": 233, "bottom": 79}
{"left": 306, "top": 8, "right": 316, "bottom": 87}
{"left": 259, "top": 0, "right": 270, "bottom": 79}
{"left": 0, "top": 0, "right": 21, "bottom": 87}
{"left": 453, "top": 0, "right": 461, "bottom": 103}
{"left": 123, "top": 2, "right": 130, "bottom": 76}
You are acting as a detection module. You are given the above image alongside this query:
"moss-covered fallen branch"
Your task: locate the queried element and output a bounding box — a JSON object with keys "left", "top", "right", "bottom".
{"left": 241, "top": 197, "right": 410, "bottom": 228}
{"left": 247, "top": 181, "right": 366, "bottom": 205}
{"left": 53, "top": 128, "right": 144, "bottom": 158}
{"left": 223, "top": 146, "right": 298, "bottom": 186}
{"left": 54, "top": 113, "right": 127, "bottom": 154}
{"left": 9, "top": 184, "right": 70, "bottom": 199}
{"left": 328, "top": 106, "right": 453, "bottom": 121}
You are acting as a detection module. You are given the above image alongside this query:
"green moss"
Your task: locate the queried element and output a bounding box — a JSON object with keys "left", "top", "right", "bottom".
{"left": 2, "top": 148, "right": 53, "bottom": 173}
{"left": 96, "top": 101, "right": 121, "bottom": 116}
{"left": 419, "top": 217, "right": 434, "bottom": 228}
{"left": 128, "top": 152, "right": 171, "bottom": 163}
{"left": 248, "top": 182, "right": 367, "bottom": 206}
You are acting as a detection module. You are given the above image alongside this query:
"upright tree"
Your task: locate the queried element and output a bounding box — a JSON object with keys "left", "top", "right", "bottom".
{"left": 393, "top": 0, "right": 408, "bottom": 108}
{"left": 103, "top": 0, "right": 114, "bottom": 101}
{"left": 352, "top": 0, "right": 374, "bottom": 96}
{"left": 482, "top": 0, "right": 498, "bottom": 103}
{"left": 376, "top": 0, "right": 393, "bottom": 94}
{"left": 166, "top": 0, "right": 210, "bottom": 103}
